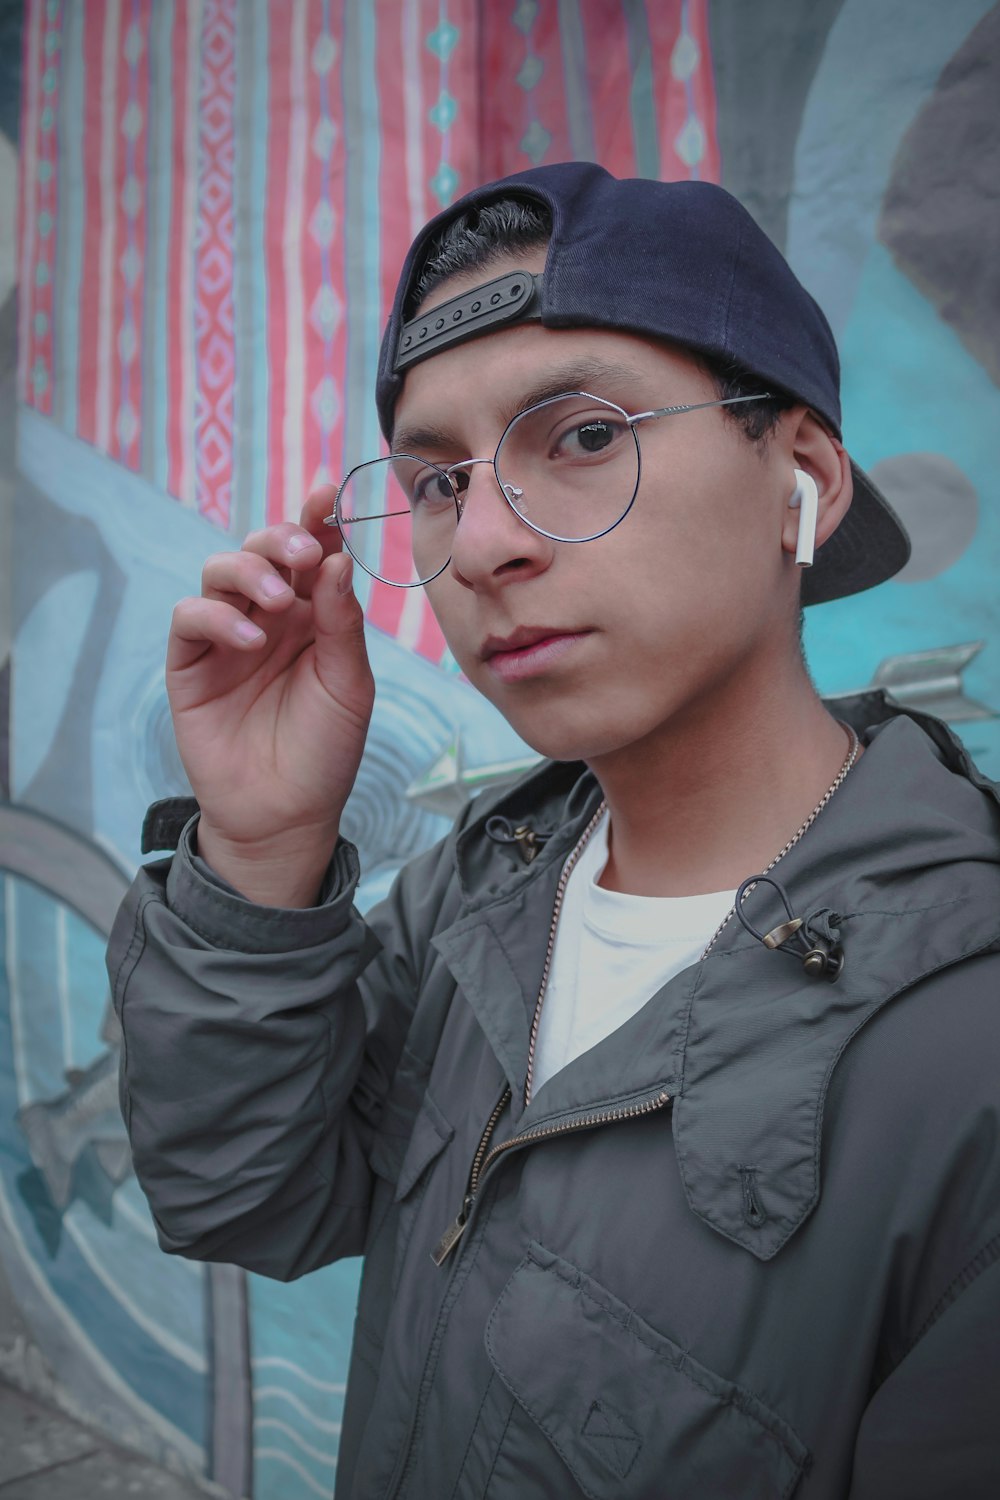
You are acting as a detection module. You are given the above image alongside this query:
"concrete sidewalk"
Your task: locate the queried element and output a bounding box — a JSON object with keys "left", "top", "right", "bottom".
{"left": 0, "top": 1380, "right": 217, "bottom": 1499}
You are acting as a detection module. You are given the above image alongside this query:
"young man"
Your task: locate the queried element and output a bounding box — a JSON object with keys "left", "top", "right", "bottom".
{"left": 110, "top": 163, "right": 1000, "bottom": 1498}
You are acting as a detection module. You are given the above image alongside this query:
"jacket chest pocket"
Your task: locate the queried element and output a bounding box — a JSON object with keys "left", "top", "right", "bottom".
{"left": 483, "top": 1241, "right": 809, "bottom": 1500}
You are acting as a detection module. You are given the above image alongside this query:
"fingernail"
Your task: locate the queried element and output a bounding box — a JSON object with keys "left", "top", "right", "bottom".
{"left": 337, "top": 557, "right": 354, "bottom": 595}
{"left": 236, "top": 620, "right": 265, "bottom": 642}
{"left": 261, "top": 574, "right": 289, "bottom": 598}
{"left": 288, "top": 533, "right": 318, "bottom": 555}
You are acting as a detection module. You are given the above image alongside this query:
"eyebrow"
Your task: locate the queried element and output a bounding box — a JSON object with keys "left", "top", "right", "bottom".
{"left": 390, "top": 357, "right": 649, "bottom": 456}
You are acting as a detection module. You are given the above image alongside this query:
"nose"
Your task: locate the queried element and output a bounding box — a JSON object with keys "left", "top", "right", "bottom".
{"left": 447, "top": 460, "right": 553, "bottom": 590}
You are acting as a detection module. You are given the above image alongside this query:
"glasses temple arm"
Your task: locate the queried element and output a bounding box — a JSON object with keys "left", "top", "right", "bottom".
{"left": 323, "top": 510, "right": 413, "bottom": 525}
{"left": 628, "top": 392, "right": 773, "bottom": 427}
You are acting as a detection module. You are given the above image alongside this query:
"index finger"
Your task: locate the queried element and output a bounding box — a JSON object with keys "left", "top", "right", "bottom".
{"left": 300, "top": 482, "right": 344, "bottom": 553}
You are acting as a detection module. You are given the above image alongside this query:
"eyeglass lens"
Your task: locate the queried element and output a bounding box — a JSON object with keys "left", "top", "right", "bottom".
{"left": 336, "top": 394, "right": 640, "bottom": 587}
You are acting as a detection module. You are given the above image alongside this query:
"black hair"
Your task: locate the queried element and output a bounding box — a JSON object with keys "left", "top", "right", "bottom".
{"left": 410, "top": 195, "right": 797, "bottom": 446}
{"left": 697, "top": 355, "right": 796, "bottom": 446}
{"left": 408, "top": 197, "right": 551, "bottom": 310}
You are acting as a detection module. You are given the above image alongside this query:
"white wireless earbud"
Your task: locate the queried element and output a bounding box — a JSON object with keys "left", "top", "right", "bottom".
{"left": 788, "top": 468, "right": 818, "bottom": 568}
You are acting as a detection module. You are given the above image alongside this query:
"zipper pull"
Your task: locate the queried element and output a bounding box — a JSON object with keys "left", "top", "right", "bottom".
{"left": 484, "top": 816, "right": 548, "bottom": 865}
{"left": 511, "top": 825, "right": 541, "bottom": 864}
{"left": 431, "top": 1194, "right": 472, "bottom": 1267}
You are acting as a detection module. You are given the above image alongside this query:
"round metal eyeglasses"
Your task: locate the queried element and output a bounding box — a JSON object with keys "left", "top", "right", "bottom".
{"left": 323, "top": 390, "right": 771, "bottom": 588}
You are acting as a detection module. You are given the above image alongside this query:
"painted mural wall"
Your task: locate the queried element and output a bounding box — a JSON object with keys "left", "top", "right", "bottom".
{"left": 1, "top": 2, "right": 997, "bottom": 1496}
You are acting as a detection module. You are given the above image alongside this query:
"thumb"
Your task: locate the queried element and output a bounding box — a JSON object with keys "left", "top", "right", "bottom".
{"left": 311, "top": 553, "right": 374, "bottom": 715}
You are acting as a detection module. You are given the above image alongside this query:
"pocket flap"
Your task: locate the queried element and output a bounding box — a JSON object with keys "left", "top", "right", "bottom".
{"left": 369, "top": 1087, "right": 454, "bottom": 1203}
{"left": 485, "top": 1242, "right": 808, "bottom": 1500}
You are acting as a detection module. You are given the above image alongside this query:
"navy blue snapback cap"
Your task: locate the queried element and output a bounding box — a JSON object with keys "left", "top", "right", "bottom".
{"left": 376, "top": 161, "right": 910, "bottom": 606}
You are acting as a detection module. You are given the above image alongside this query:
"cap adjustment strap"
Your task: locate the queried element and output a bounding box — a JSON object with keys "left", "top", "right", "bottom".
{"left": 393, "top": 271, "right": 543, "bottom": 372}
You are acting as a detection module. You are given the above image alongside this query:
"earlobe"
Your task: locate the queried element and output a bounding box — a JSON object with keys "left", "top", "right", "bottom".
{"left": 788, "top": 468, "right": 818, "bottom": 568}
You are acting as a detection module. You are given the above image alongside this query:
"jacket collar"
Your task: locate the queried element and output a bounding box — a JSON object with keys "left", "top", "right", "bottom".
{"left": 433, "top": 695, "right": 1000, "bottom": 1258}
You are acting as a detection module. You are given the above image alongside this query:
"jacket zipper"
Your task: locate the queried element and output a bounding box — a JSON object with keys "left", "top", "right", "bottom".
{"left": 431, "top": 1085, "right": 671, "bottom": 1266}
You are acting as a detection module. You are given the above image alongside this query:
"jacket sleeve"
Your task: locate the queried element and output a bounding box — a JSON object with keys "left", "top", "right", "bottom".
{"left": 108, "top": 812, "right": 460, "bottom": 1282}
{"left": 848, "top": 1251, "right": 1000, "bottom": 1499}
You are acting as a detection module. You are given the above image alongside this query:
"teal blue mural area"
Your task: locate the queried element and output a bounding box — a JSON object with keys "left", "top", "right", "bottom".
{"left": 2, "top": 3, "right": 998, "bottom": 1497}
{"left": 0, "top": 867, "right": 208, "bottom": 1467}
{"left": 711, "top": 0, "right": 1000, "bottom": 765}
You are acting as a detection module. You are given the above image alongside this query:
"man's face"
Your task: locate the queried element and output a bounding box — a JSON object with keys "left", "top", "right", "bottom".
{"left": 391, "top": 255, "right": 804, "bottom": 766}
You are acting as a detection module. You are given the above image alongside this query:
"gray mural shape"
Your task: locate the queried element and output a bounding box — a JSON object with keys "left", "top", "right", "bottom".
{"left": 868, "top": 453, "right": 979, "bottom": 582}
{"left": 784, "top": 0, "right": 996, "bottom": 337}
{"left": 879, "top": 3, "right": 1000, "bottom": 389}
{"left": 12, "top": 477, "right": 126, "bottom": 833}
{"left": 709, "top": 0, "right": 846, "bottom": 251}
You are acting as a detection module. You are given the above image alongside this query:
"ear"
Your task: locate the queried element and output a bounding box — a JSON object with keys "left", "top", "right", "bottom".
{"left": 779, "top": 410, "right": 852, "bottom": 560}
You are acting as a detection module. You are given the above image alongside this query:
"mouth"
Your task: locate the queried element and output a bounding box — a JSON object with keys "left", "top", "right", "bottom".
{"left": 480, "top": 626, "right": 592, "bottom": 683}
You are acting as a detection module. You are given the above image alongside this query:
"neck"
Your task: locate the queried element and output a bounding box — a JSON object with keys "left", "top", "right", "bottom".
{"left": 588, "top": 661, "right": 858, "bottom": 898}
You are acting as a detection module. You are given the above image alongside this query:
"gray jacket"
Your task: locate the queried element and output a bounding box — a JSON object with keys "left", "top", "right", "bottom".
{"left": 110, "top": 694, "right": 1000, "bottom": 1499}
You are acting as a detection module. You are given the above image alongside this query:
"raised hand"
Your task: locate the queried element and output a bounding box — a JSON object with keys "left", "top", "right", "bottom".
{"left": 166, "top": 486, "right": 375, "bottom": 906}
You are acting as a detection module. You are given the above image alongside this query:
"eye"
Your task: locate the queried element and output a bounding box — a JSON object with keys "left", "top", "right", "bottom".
{"left": 554, "top": 414, "right": 627, "bottom": 459}
{"left": 408, "top": 466, "right": 457, "bottom": 509}
{"left": 574, "top": 419, "right": 615, "bottom": 453}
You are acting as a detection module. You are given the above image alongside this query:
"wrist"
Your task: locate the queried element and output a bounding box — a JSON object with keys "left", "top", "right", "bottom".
{"left": 194, "top": 819, "right": 342, "bottom": 909}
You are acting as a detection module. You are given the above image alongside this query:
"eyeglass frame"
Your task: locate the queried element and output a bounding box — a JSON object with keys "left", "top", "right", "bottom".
{"left": 323, "top": 390, "right": 773, "bottom": 588}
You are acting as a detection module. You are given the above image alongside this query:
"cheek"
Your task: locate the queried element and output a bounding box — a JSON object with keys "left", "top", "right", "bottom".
{"left": 635, "top": 455, "right": 779, "bottom": 600}
{"left": 422, "top": 578, "right": 473, "bottom": 664}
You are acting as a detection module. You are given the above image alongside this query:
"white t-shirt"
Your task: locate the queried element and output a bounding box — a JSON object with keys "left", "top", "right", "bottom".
{"left": 532, "top": 811, "right": 736, "bottom": 1095}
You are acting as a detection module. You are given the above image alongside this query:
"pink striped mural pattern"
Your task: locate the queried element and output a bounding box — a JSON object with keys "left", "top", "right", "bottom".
{"left": 18, "top": 0, "right": 719, "bottom": 667}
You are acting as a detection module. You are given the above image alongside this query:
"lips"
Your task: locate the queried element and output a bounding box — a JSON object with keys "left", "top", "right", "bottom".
{"left": 478, "top": 626, "right": 593, "bottom": 684}
{"left": 480, "top": 626, "right": 583, "bottom": 660}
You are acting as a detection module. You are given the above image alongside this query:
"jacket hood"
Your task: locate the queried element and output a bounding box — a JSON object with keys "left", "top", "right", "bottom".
{"left": 445, "top": 693, "right": 1000, "bottom": 1259}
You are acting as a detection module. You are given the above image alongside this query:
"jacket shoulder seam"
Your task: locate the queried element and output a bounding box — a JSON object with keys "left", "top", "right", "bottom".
{"left": 891, "top": 1230, "right": 1000, "bottom": 1378}
{"left": 840, "top": 896, "right": 983, "bottom": 920}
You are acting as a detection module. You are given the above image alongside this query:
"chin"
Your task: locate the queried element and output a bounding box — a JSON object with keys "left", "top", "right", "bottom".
{"left": 461, "top": 649, "right": 697, "bottom": 763}
{"left": 492, "top": 701, "right": 651, "bottom": 765}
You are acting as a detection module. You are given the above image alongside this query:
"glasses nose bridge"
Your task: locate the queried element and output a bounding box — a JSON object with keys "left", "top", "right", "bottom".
{"left": 445, "top": 454, "right": 508, "bottom": 514}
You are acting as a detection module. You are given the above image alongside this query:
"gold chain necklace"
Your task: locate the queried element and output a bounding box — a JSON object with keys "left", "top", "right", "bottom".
{"left": 523, "top": 721, "right": 861, "bottom": 1106}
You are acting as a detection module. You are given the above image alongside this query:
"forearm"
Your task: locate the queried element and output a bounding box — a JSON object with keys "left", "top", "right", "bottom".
{"left": 109, "top": 821, "right": 385, "bottom": 1277}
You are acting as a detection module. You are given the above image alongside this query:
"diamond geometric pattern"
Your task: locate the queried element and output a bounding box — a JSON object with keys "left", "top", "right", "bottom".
{"left": 309, "top": 199, "right": 337, "bottom": 250}
{"left": 193, "top": 0, "right": 236, "bottom": 525}
{"left": 312, "top": 116, "right": 338, "bottom": 161}
{"left": 120, "top": 244, "right": 141, "bottom": 287}
{"left": 429, "top": 90, "right": 457, "bottom": 133}
{"left": 512, "top": 0, "right": 539, "bottom": 36}
{"left": 430, "top": 160, "right": 459, "bottom": 206}
{"left": 310, "top": 374, "right": 341, "bottom": 435}
{"left": 309, "top": 283, "right": 343, "bottom": 343}
{"left": 21, "top": 0, "right": 62, "bottom": 419}
{"left": 671, "top": 30, "right": 700, "bottom": 80}
{"left": 121, "top": 100, "right": 143, "bottom": 140}
{"left": 112, "top": 0, "right": 148, "bottom": 468}
{"left": 312, "top": 32, "right": 337, "bottom": 74}
{"left": 426, "top": 20, "right": 459, "bottom": 60}
{"left": 516, "top": 55, "right": 543, "bottom": 91}
{"left": 123, "top": 19, "right": 143, "bottom": 66}
{"left": 674, "top": 116, "right": 706, "bottom": 168}
{"left": 304, "top": 16, "right": 343, "bottom": 493}
{"left": 22, "top": 0, "right": 722, "bottom": 663}
{"left": 520, "top": 119, "right": 551, "bottom": 164}
{"left": 514, "top": 0, "right": 549, "bottom": 173}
